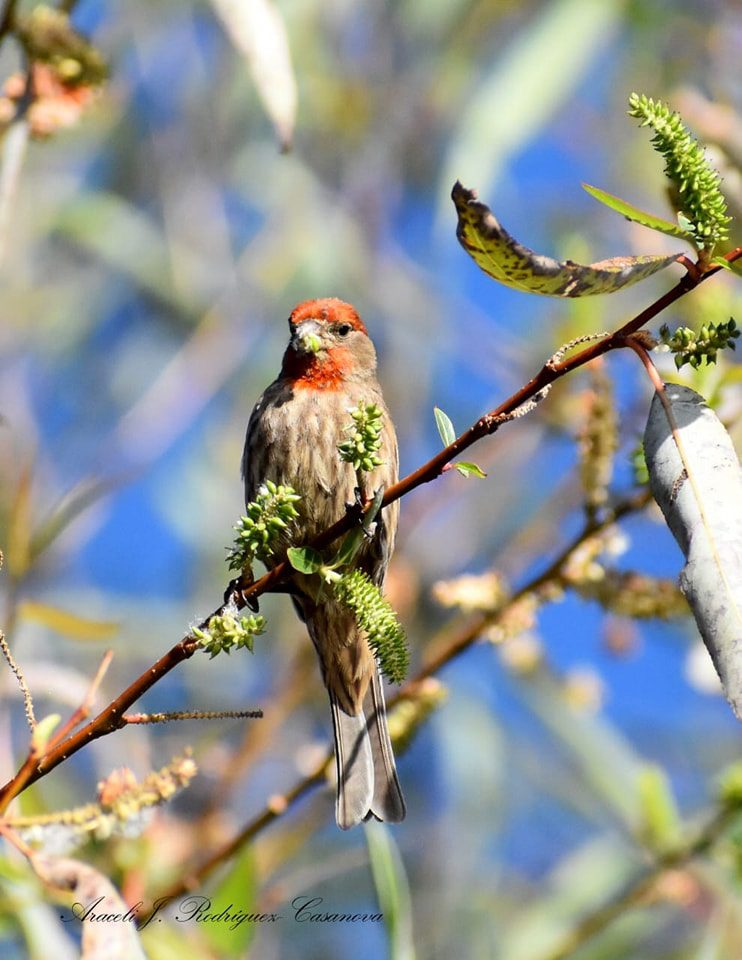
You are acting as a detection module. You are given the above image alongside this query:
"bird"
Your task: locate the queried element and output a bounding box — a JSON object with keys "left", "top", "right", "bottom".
{"left": 241, "top": 297, "right": 406, "bottom": 829}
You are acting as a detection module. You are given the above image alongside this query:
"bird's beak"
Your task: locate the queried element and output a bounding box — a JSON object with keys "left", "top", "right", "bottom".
{"left": 291, "top": 319, "right": 322, "bottom": 356}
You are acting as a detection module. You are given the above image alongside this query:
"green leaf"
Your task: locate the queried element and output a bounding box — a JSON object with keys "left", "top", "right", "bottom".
{"left": 332, "top": 528, "right": 365, "bottom": 569}
{"left": 582, "top": 183, "right": 696, "bottom": 242}
{"left": 711, "top": 255, "right": 734, "bottom": 272}
{"left": 29, "top": 476, "right": 114, "bottom": 564}
{"left": 31, "top": 714, "right": 61, "bottom": 753}
{"left": 365, "top": 822, "right": 416, "bottom": 960}
{"left": 454, "top": 461, "right": 487, "bottom": 479}
{"left": 434, "top": 406, "right": 456, "bottom": 447}
{"left": 287, "top": 546, "right": 323, "bottom": 574}
{"left": 637, "top": 764, "right": 682, "bottom": 854}
{"left": 20, "top": 601, "right": 119, "bottom": 641}
{"left": 452, "top": 181, "right": 681, "bottom": 297}
{"left": 201, "top": 846, "right": 258, "bottom": 956}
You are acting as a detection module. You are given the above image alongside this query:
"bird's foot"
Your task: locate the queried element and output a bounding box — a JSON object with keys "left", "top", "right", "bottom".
{"left": 361, "top": 487, "right": 385, "bottom": 540}
{"left": 344, "top": 487, "right": 366, "bottom": 525}
{"left": 223, "top": 569, "right": 259, "bottom": 612}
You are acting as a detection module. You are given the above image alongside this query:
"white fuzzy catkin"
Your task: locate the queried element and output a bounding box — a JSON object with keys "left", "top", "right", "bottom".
{"left": 644, "top": 383, "right": 742, "bottom": 718}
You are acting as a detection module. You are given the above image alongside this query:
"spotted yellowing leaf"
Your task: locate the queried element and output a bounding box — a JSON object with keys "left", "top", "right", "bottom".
{"left": 451, "top": 181, "right": 681, "bottom": 297}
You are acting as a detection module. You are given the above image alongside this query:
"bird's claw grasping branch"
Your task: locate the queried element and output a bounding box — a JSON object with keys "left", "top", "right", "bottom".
{"left": 223, "top": 571, "right": 259, "bottom": 612}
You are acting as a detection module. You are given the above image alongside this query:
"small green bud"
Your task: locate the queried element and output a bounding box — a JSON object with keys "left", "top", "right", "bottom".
{"left": 228, "top": 483, "right": 301, "bottom": 569}
{"left": 195, "top": 612, "right": 267, "bottom": 658}
{"left": 338, "top": 401, "right": 385, "bottom": 474}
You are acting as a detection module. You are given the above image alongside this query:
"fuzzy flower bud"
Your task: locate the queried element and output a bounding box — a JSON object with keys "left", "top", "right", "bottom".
{"left": 193, "top": 612, "right": 267, "bottom": 658}
{"left": 659, "top": 318, "right": 738, "bottom": 370}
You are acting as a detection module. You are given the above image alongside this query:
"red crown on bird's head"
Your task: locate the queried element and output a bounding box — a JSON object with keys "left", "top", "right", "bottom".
{"left": 288, "top": 298, "right": 368, "bottom": 335}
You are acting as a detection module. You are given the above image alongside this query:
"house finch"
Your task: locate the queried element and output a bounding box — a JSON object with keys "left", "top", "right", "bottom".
{"left": 241, "top": 298, "right": 406, "bottom": 829}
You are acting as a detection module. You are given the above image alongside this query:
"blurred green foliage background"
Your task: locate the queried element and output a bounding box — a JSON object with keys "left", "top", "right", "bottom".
{"left": 0, "top": 0, "right": 741, "bottom": 957}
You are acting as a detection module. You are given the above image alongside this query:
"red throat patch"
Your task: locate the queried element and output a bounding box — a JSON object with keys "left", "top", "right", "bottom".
{"left": 282, "top": 345, "right": 354, "bottom": 390}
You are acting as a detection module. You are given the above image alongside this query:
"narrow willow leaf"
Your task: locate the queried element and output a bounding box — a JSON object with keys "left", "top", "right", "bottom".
{"left": 582, "top": 183, "right": 696, "bottom": 242}
{"left": 637, "top": 764, "right": 682, "bottom": 854}
{"left": 452, "top": 181, "right": 681, "bottom": 297}
{"left": 6, "top": 463, "right": 32, "bottom": 578}
{"left": 455, "top": 461, "right": 487, "bottom": 478}
{"left": 286, "top": 546, "right": 323, "bottom": 574}
{"left": 30, "top": 476, "right": 114, "bottom": 563}
{"left": 711, "top": 256, "right": 734, "bottom": 272}
{"left": 20, "top": 601, "right": 119, "bottom": 641}
{"left": 365, "top": 822, "right": 416, "bottom": 960}
{"left": 210, "top": 0, "right": 297, "bottom": 151}
{"left": 331, "top": 528, "right": 365, "bottom": 569}
{"left": 202, "top": 847, "right": 258, "bottom": 956}
{"left": 433, "top": 406, "right": 456, "bottom": 446}
{"left": 644, "top": 384, "right": 742, "bottom": 718}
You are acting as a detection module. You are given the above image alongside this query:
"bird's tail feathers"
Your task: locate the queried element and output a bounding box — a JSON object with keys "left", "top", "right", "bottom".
{"left": 330, "top": 669, "right": 405, "bottom": 830}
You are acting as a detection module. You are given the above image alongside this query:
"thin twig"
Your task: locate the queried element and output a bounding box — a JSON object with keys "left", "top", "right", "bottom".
{"left": 47, "top": 650, "right": 114, "bottom": 750}
{"left": 123, "top": 709, "right": 263, "bottom": 725}
{"left": 623, "top": 335, "right": 666, "bottom": 393}
{"left": 0, "top": 629, "right": 36, "bottom": 731}
{"left": 0, "top": 820, "right": 36, "bottom": 861}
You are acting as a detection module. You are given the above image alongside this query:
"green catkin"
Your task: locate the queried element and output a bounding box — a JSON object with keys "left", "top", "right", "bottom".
{"left": 333, "top": 570, "right": 409, "bottom": 683}
{"left": 628, "top": 93, "right": 731, "bottom": 250}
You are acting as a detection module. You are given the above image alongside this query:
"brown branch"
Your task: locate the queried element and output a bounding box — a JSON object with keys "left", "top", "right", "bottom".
{"left": 0, "top": 250, "right": 738, "bottom": 812}
{"left": 623, "top": 335, "right": 666, "bottom": 394}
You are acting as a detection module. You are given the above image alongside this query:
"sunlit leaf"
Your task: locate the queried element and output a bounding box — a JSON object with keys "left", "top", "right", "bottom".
{"left": 637, "top": 764, "right": 682, "bottom": 854}
{"left": 365, "top": 821, "right": 416, "bottom": 960}
{"left": 582, "top": 183, "right": 696, "bottom": 242}
{"left": 30, "top": 475, "right": 114, "bottom": 563}
{"left": 644, "top": 384, "right": 742, "bottom": 719}
{"left": 6, "top": 463, "right": 33, "bottom": 579}
{"left": 452, "top": 182, "right": 681, "bottom": 297}
{"left": 433, "top": 406, "right": 456, "bottom": 446}
{"left": 201, "top": 846, "right": 257, "bottom": 956}
{"left": 210, "top": 0, "right": 297, "bottom": 151}
{"left": 20, "top": 601, "right": 119, "bottom": 641}
{"left": 455, "top": 461, "right": 487, "bottom": 478}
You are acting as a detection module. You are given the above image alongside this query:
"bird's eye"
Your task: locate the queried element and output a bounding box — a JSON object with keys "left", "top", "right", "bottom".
{"left": 336, "top": 323, "right": 352, "bottom": 337}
